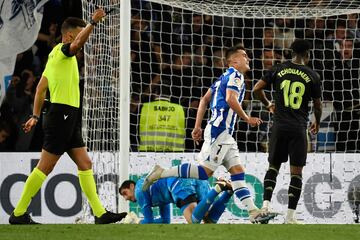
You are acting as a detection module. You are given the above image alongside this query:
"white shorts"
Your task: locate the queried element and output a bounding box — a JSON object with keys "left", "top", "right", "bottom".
{"left": 197, "top": 124, "right": 241, "bottom": 172}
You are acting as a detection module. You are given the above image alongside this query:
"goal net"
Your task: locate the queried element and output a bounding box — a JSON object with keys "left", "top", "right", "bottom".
{"left": 80, "top": 0, "right": 360, "bottom": 223}
{"left": 79, "top": 0, "right": 122, "bottom": 223}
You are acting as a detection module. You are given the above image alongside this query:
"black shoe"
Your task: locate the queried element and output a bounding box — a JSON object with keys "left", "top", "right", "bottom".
{"left": 249, "top": 210, "right": 279, "bottom": 224}
{"left": 94, "top": 211, "right": 127, "bottom": 224}
{"left": 9, "top": 212, "right": 40, "bottom": 224}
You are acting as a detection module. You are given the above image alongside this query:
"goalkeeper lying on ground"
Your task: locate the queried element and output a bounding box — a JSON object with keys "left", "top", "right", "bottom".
{"left": 119, "top": 177, "right": 233, "bottom": 223}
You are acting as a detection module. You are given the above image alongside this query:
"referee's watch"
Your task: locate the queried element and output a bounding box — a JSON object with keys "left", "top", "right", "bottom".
{"left": 266, "top": 102, "right": 272, "bottom": 109}
{"left": 90, "top": 19, "right": 97, "bottom": 26}
{"left": 30, "top": 114, "right": 40, "bottom": 121}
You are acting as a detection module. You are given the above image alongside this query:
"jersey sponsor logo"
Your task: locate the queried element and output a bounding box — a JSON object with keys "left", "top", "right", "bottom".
{"left": 153, "top": 106, "right": 175, "bottom": 112}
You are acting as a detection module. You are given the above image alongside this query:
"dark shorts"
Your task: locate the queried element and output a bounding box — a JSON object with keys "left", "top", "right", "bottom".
{"left": 268, "top": 125, "right": 307, "bottom": 167}
{"left": 42, "top": 103, "right": 85, "bottom": 155}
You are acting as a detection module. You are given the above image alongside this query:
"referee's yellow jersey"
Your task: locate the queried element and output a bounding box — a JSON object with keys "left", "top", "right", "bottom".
{"left": 42, "top": 43, "right": 80, "bottom": 108}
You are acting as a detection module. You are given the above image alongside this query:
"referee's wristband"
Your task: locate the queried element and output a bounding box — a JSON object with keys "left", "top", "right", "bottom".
{"left": 30, "top": 114, "right": 40, "bottom": 121}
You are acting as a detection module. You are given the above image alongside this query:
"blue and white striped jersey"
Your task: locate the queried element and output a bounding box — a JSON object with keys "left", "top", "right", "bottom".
{"left": 208, "top": 67, "right": 246, "bottom": 139}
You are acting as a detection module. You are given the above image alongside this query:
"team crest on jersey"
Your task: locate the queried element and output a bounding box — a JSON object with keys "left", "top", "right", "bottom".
{"left": 229, "top": 76, "right": 242, "bottom": 88}
{"left": 233, "top": 78, "right": 241, "bottom": 85}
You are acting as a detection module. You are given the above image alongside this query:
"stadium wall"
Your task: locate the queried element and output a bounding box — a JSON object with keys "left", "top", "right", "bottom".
{"left": 0, "top": 152, "right": 359, "bottom": 224}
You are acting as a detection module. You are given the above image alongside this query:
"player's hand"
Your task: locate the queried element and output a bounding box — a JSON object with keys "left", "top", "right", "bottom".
{"left": 92, "top": 8, "right": 106, "bottom": 24}
{"left": 309, "top": 122, "right": 320, "bottom": 134}
{"left": 192, "top": 127, "right": 202, "bottom": 145}
{"left": 266, "top": 103, "right": 275, "bottom": 113}
{"left": 23, "top": 117, "right": 38, "bottom": 133}
{"left": 247, "top": 117, "right": 262, "bottom": 127}
{"left": 121, "top": 212, "right": 140, "bottom": 224}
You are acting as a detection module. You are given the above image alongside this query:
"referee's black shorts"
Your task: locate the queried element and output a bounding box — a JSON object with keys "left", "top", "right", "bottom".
{"left": 268, "top": 124, "right": 307, "bottom": 167}
{"left": 42, "top": 103, "right": 85, "bottom": 155}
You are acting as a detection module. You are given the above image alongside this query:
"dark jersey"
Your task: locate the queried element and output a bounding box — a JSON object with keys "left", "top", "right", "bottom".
{"left": 262, "top": 61, "right": 321, "bottom": 130}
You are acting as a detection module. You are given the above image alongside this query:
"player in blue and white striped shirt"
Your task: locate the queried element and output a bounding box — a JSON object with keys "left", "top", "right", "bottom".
{"left": 143, "top": 45, "right": 277, "bottom": 224}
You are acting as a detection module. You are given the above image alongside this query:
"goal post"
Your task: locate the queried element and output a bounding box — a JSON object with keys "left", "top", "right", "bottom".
{"left": 80, "top": 0, "right": 130, "bottom": 222}
{"left": 119, "top": 0, "right": 131, "bottom": 214}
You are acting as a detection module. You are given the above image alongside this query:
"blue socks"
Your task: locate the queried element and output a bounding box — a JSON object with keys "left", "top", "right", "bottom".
{"left": 191, "top": 189, "right": 218, "bottom": 223}
{"left": 207, "top": 191, "right": 232, "bottom": 223}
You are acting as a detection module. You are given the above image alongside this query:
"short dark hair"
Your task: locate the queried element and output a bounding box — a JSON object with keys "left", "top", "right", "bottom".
{"left": 61, "top": 17, "right": 86, "bottom": 34}
{"left": 119, "top": 180, "right": 136, "bottom": 194}
{"left": 225, "top": 44, "right": 246, "bottom": 61}
{"left": 290, "top": 39, "right": 311, "bottom": 57}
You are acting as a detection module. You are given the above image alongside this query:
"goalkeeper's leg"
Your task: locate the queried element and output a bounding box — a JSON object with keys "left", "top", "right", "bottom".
{"left": 205, "top": 190, "right": 233, "bottom": 223}
{"left": 191, "top": 180, "right": 232, "bottom": 223}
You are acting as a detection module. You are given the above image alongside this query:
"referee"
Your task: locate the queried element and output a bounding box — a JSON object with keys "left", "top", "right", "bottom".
{"left": 253, "top": 39, "right": 322, "bottom": 224}
{"left": 9, "top": 8, "right": 126, "bottom": 224}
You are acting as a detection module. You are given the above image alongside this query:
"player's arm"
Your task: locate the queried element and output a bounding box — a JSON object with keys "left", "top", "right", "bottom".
{"left": 226, "top": 89, "right": 262, "bottom": 127}
{"left": 155, "top": 203, "right": 171, "bottom": 224}
{"left": 23, "top": 76, "right": 48, "bottom": 133}
{"left": 136, "top": 190, "right": 155, "bottom": 224}
{"left": 253, "top": 79, "right": 274, "bottom": 113}
{"left": 68, "top": 8, "right": 106, "bottom": 55}
{"left": 192, "top": 88, "right": 212, "bottom": 144}
{"left": 310, "top": 98, "right": 322, "bottom": 134}
{"left": 140, "top": 203, "right": 155, "bottom": 224}
{"left": 310, "top": 72, "right": 323, "bottom": 134}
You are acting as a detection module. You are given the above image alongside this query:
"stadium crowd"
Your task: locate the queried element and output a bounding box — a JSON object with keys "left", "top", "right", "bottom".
{"left": 0, "top": 0, "right": 359, "bottom": 153}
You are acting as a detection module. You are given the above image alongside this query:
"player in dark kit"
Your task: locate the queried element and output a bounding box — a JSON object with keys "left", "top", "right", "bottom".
{"left": 9, "top": 8, "right": 126, "bottom": 224}
{"left": 253, "top": 39, "right": 322, "bottom": 224}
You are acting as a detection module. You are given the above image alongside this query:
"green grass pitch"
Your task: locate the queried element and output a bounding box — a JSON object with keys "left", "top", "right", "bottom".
{"left": 0, "top": 224, "right": 359, "bottom": 240}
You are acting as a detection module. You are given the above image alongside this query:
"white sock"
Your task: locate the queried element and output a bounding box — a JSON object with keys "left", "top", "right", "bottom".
{"left": 160, "top": 167, "right": 179, "bottom": 178}
{"left": 262, "top": 200, "right": 271, "bottom": 209}
{"left": 232, "top": 180, "right": 257, "bottom": 212}
{"left": 286, "top": 209, "right": 295, "bottom": 220}
{"left": 242, "top": 198, "right": 257, "bottom": 212}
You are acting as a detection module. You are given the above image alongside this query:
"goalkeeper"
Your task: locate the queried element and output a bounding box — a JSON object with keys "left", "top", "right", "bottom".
{"left": 119, "top": 177, "right": 233, "bottom": 224}
{"left": 9, "top": 8, "right": 126, "bottom": 224}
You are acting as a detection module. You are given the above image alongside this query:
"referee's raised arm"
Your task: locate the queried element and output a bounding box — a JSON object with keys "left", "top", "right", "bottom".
{"left": 68, "top": 8, "right": 106, "bottom": 55}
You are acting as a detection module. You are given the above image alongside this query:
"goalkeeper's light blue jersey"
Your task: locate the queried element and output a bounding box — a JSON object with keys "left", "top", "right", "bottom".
{"left": 208, "top": 67, "right": 246, "bottom": 139}
{"left": 135, "top": 177, "right": 210, "bottom": 223}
